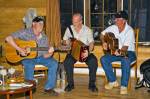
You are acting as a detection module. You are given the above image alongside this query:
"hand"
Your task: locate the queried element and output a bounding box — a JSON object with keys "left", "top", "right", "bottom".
{"left": 102, "top": 42, "right": 108, "bottom": 50}
{"left": 62, "top": 40, "right": 71, "bottom": 46}
{"left": 114, "top": 49, "right": 121, "bottom": 56}
{"left": 48, "top": 46, "right": 54, "bottom": 54}
{"left": 81, "top": 50, "right": 88, "bottom": 59}
{"left": 43, "top": 47, "right": 54, "bottom": 58}
{"left": 61, "top": 40, "right": 67, "bottom": 45}
{"left": 18, "top": 47, "right": 29, "bottom": 56}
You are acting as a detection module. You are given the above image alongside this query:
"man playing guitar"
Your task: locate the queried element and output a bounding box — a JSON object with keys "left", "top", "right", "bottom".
{"left": 100, "top": 11, "right": 136, "bottom": 94}
{"left": 5, "top": 16, "right": 59, "bottom": 96}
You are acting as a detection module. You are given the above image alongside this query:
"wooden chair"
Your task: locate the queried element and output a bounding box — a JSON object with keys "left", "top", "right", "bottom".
{"left": 33, "top": 52, "right": 61, "bottom": 78}
{"left": 34, "top": 65, "right": 48, "bottom": 78}
{"left": 74, "top": 61, "right": 87, "bottom": 68}
{"left": 21, "top": 64, "right": 48, "bottom": 79}
{"left": 109, "top": 28, "right": 139, "bottom": 90}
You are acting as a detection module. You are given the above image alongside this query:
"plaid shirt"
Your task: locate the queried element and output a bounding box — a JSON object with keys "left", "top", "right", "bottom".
{"left": 11, "top": 28, "right": 49, "bottom": 57}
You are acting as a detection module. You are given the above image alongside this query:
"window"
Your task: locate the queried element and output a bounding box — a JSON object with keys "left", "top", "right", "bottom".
{"left": 60, "top": 0, "right": 84, "bottom": 38}
{"left": 90, "top": 0, "right": 117, "bottom": 41}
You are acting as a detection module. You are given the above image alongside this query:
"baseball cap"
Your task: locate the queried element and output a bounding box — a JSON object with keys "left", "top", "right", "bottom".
{"left": 115, "top": 11, "right": 128, "bottom": 20}
{"left": 32, "top": 16, "right": 44, "bottom": 23}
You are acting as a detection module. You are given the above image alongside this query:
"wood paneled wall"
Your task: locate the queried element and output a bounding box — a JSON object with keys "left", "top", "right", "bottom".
{"left": 0, "top": 0, "right": 46, "bottom": 69}
{"left": 0, "top": 0, "right": 46, "bottom": 43}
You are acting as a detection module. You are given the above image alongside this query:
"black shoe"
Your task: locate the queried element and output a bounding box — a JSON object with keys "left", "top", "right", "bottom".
{"left": 147, "top": 89, "right": 150, "bottom": 93}
{"left": 25, "top": 79, "right": 37, "bottom": 86}
{"left": 44, "top": 89, "right": 59, "bottom": 96}
{"left": 135, "top": 79, "right": 144, "bottom": 89}
{"left": 64, "top": 84, "right": 74, "bottom": 92}
{"left": 88, "top": 85, "right": 98, "bottom": 92}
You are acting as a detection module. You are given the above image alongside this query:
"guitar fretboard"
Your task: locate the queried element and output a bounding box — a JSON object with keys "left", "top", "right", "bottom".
{"left": 30, "top": 46, "right": 70, "bottom": 52}
{"left": 31, "top": 47, "right": 49, "bottom": 51}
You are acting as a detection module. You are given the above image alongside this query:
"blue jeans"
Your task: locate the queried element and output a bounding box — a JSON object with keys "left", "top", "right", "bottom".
{"left": 22, "top": 56, "right": 58, "bottom": 90}
{"left": 100, "top": 51, "right": 136, "bottom": 87}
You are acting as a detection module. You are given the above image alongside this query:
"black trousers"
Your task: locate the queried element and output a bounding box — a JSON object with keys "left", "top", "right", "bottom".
{"left": 64, "top": 53, "right": 98, "bottom": 86}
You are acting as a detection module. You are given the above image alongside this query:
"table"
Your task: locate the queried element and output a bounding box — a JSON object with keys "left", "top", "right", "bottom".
{"left": 0, "top": 82, "right": 35, "bottom": 99}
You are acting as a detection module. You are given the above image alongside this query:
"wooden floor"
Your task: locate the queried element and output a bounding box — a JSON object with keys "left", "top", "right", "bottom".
{"left": 1, "top": 75, "right": 150, "bottom": 99}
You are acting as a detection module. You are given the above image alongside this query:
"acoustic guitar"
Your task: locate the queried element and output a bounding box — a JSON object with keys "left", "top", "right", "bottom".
{"left": 103, "top": 32, "right": 127, "bottom": 56}
{"left": 103, "top": 32, "right": 119, "bottom": 55}
{"left": 4, "top": 39, "right": 70, "bottom": 63}
{"left": 70, "top": 38, "right": 89, "bottom": 62}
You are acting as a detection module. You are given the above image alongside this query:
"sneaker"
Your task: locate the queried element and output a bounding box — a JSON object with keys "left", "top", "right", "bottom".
{"left": 120, "top": 86, "right": 128, "bottom": 94}
{"left": 105, "top": 81, "right": 119, "bottom": 90}
{"left": 44, "top": 89, "right": 59, "bottom": 96}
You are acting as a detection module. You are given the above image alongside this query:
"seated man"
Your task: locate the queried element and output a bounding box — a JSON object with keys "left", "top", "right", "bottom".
{"left": 100, "top": 11, "right": 136, "bottom": 94}
{"left": 62, "top": 13, "right": 98, "bottom": 92}
{"left": 5, "top": 16, "right": 58, "bottom": 96}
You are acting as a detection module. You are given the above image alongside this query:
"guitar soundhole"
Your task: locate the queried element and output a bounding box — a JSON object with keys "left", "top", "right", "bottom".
{"left": 20, "top": 53, "right": 30, "bottom": 57}
{"left": 16, "top": 50, "right": 30, "bottom": 57}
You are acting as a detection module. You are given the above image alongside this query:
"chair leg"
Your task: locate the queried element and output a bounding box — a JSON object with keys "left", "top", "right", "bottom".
{"left": 128, "top": 77, "right": 131, "bottom": 91}
{"left": 45, "top": 70, "right": 48, "bottom": 78}
{"left": 113, "top": 68, "right": 116, "bottom": 76}
{"left": 104, "top": 75, "right": 108, "bottom": 84}
{"left": 135, "top": 64, "right": 137, "bottom": 81}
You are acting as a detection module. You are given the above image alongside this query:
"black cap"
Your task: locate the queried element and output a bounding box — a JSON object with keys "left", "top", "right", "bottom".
{"left": 115, "top": 11, "right": 128, "bottom": 20}
{"left": 32, "top": 16, "right": 44, "bottom": 23}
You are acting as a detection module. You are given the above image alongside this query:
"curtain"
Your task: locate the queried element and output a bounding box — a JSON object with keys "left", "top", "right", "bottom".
{"left": 46, "top": 0, "right": 61, "bottom": 47}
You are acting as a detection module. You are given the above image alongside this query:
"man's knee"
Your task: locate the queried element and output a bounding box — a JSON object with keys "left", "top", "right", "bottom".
{"left": 100, "top": 56, "right": 106, "bottom": 64}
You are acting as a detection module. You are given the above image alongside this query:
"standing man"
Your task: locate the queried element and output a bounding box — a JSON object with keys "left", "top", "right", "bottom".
{"left": 63, "top": 13, "right": 98, "bottom": 92}
{"left": 5, "top": 16, "right": 58, "bottom": 96}
{"left": 100, "top": 11, "right": 136, "bottom": 94}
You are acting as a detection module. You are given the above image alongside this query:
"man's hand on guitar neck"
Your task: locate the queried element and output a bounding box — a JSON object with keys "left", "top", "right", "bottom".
{"left": 43, "top": 47, "right": 54, "bottom": 58}
{"left": 48, "top": 46, "right": 54, "bottom": 53}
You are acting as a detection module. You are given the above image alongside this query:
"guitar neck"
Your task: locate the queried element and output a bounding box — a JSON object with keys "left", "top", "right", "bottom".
{"left": 31, "top": 47, "right": 49, "bottom": 51}
{"left": 31, "top": 47, "right": 66, "bottom": 52}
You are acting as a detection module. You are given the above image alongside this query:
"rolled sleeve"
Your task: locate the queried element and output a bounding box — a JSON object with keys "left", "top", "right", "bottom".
{"left": 101, "top": 25, "right": 118, "bottom": 35}
{"left": 11, "top": 30, "right": 25, "bottom": 39}
{"left": 11, "top": 29, "right": 31, "bottom": 40}
{"left": 63, "top": 28, "right": 72, "bottom": 40}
